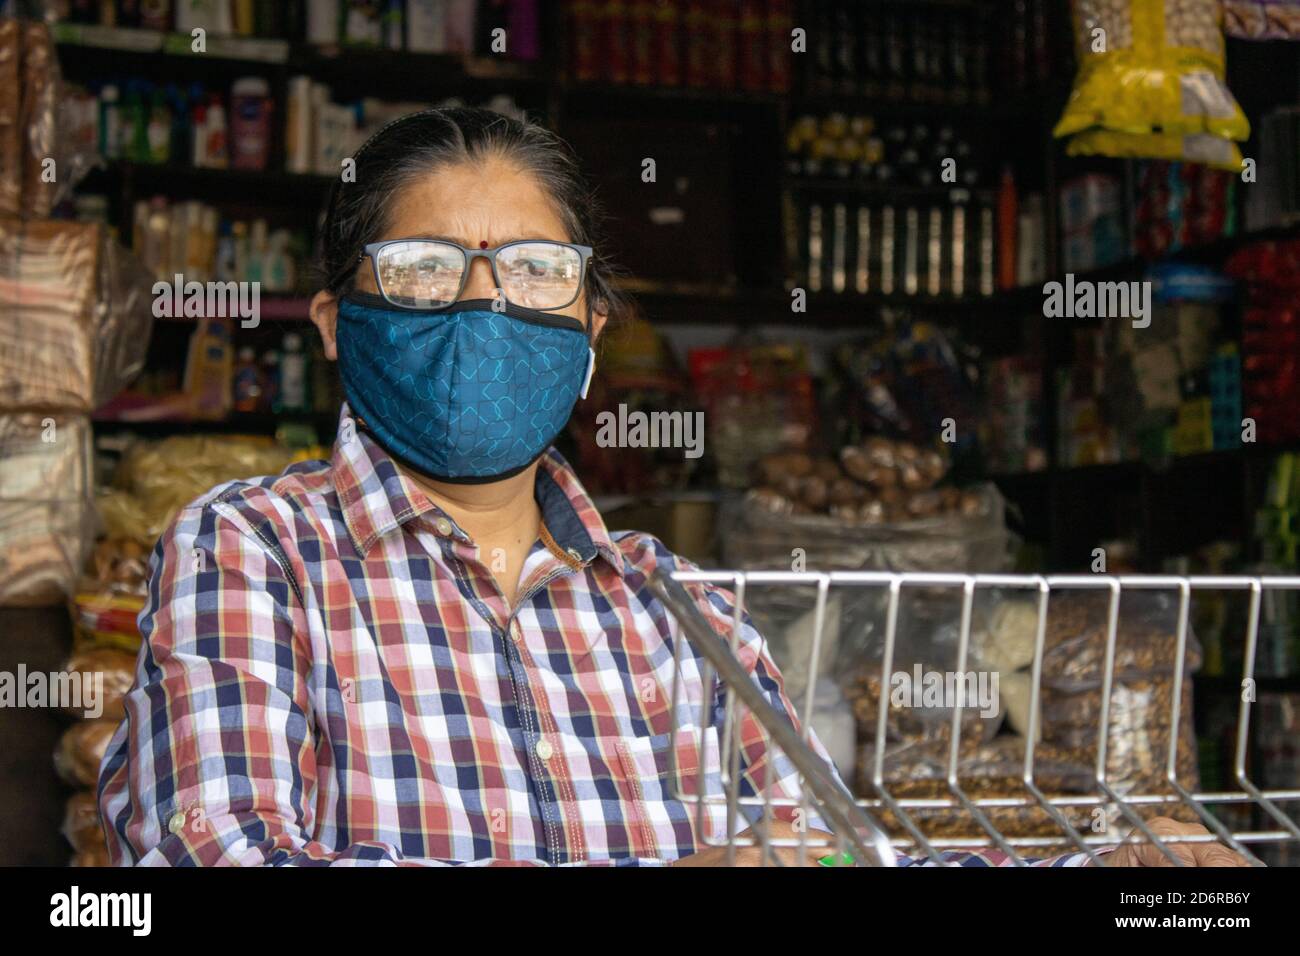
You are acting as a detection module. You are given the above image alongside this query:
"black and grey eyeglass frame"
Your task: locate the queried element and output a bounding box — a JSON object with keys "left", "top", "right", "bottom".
{"left": 357, "top": 238, "right": 595, "bottom": 312}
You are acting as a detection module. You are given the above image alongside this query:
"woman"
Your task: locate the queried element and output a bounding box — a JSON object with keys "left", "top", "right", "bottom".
{"left": 98, "top": 107, "right": 1244, "bottom": 867}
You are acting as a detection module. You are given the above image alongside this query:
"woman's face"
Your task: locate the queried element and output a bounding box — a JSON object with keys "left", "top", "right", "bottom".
{"left": 312, "top": 154, "right": 608, "bottom": 359}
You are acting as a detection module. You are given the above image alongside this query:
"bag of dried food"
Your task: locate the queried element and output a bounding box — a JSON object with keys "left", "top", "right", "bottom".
{"left": 106, "top": 433, "right": 296, "bottom": 547}
{"left": 62, "top": 790, "right": 106, "bottom": 861}
{"left": 1054, "top": 0, "right": 1250, "bottom": 143}
{"left": 841, "top": 586, "right": 1010, "bottom": 753}
{"left": 0, "top": 218, "right": 155, "bottom": 414}
{"left": 59, "top": 647, "right": 137, "bottom": 722}
{"left": 53, "top": 719, "right": 120, "bottom": 789}
{"left": 856, "top": 736, "right": 1098, "bottom": 836}
{"left": 1224, "top": 0, "right": 1300, "bottom": 38}
{"left": 69, "top": 537, "right": 151, "bottom": 652}
{"left": 721, "top": 437, "right": 1012, "bottom": 726}
{"left": 1039, "top": 589, "right": 1203, "bottom": 798}
{"left": 0, "top": 413, "right": 95, "bottom": 606}
{"left": 722, "top": 473, "right": 1010, "bottom": 576}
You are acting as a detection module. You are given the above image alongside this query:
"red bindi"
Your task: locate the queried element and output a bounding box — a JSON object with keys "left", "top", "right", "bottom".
{"left": 479, "top": 240, "right": 489, "bottom": 249}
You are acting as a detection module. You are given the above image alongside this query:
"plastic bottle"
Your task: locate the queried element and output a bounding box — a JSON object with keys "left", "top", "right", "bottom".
{"left": 204, "top": 96, "right": 228, "bottom": 168}
{"left": 383, "top": 0, "right": 403, "bottom": 49}
{"left": 285, "top": 76, "right": 313, "bottom": 173}
{"left": 215, "top": 221, "right": 237, "bottom": 282}
{"left": 144, "top": 196, "right": 171, "bottom": 280}
{"left": 230, "top": 77, "right": 272, "bottom": 171}
{"left": 259, "top": 349, "right": 281, "bottom": 413}
{"left": 1016, "top": 193, "right": 1046, "bottom": 286}
{"left": 248, "top": 219, "right": 267, "bottom": 285}
{"left": 996, "top": 166, "right": 1018, "bottom": 292}
{"left": 231, "top": 220, "right": 249, "bottom": 283}
{"left": 183, "top": 318, "right": 234, "bottom": 417}
{"left": 147, "top": 88, "right": 171, "bottom": 164}
{"left": 190, "top": 97, "right": 208, "bottom": 167}
{"left": 278, "top": 333, "right": 310, "bottom": 413}
{"left": 99, "top": 84, "right": 121, "bottom": 160}
{"left": 121, "top": 83, "right": 148, "bottom": 162}
{"left": 265, "top": 229, "right": 294, "bottom": 292}
{"left": 232, "top": 346, "right": 264, "bottom": 413}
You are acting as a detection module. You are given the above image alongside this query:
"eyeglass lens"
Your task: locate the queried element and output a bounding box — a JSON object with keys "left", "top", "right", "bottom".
{"left": 375, "top": 240, "right": 583, "bottom": 310}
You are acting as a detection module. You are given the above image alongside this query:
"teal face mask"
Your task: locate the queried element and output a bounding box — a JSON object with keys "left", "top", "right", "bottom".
{"left": 336, "top": 292, "right": 594, "bottom": 483}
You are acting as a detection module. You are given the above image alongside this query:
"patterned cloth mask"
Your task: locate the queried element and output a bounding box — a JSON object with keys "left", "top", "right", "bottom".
{"left": 336, "top": 292, "right": 594, "bottom": 482}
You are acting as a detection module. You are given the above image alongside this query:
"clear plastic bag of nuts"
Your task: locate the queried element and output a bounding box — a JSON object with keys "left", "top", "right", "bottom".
{"left": 855, "top": 735, "right": 1097, "bottom": 845}
{"left": 856, "top": 732, "right": 1202, "bottom": 854}
{"left": 1223, "top": 0, "right": 1300, "bottom": 39}
{"left": 841, "top": 587, "right": 1009, "bottom": 750}
{"left": 1039, "top": 590, "right": 1203, "bottom": 793}
{"left": 723, "top": 438, "right": 1012, "bottom": 576}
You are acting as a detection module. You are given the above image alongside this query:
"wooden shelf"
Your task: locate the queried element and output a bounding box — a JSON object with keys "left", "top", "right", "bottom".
{"left": 53, "top": 23, "right": 543, "bottom": 82}
{"left": 620, "top": 279, "right": 1016, "bottom": 327}
{"left": 54, "top": 23, "right": 290, "bottom": 62}
{"left": 84, "top": 161, "right": 334, "bottom": 205}
{"left": 92, "top": 408, "right": 337, "bottom": 437}
{"left": 150, "top": 296, "right": 314, "bottom": 324}
{"left": 783, "top": 176, "right": 991, "bottom": 199}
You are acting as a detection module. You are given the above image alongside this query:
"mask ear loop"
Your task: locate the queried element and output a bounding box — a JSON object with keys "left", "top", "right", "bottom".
{"left": 580, "top": 298, "right": 596, "bottom": 400}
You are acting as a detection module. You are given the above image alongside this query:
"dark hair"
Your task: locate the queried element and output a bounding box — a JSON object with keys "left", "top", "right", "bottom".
{"left": 318, "top": 106, "right": 633, "bottom": 327}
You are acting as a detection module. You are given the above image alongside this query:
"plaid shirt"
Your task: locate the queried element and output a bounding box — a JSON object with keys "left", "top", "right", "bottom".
{"left": 98, "top": 404, "right": 1095, "bottom": 867}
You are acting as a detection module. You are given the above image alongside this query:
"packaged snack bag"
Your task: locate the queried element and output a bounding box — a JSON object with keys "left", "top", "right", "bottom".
{"left": 1055, "top": 0, "right": 1250, "bottom": 142}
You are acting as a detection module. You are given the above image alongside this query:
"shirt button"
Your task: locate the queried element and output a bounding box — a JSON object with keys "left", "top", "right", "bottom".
{"left": 510, "top": 620, "right": 523, "bottom": 642}
{"left": 535, "top": 739, "right": 553, "bottom": 762}
{"left": 167, "top": 810, "right": 187, "bottom": 835}
{"left": 434, "top": 517, "right": 453, "bottom": 537}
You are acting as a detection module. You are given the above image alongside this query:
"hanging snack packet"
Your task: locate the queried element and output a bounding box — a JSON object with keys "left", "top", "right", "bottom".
{"left": 1054, "top": 0, "right": 1250, "bottom": 143}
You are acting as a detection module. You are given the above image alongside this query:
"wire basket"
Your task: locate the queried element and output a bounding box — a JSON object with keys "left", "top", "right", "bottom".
{"left": 647, "top": 569, "right": 1300, "bottom": 867}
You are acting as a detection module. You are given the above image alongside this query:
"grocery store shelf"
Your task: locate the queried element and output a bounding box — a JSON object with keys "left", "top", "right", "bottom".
{"left": 151, "top": 296, "right": 314, "bottom": 324}
{"left": 558, "top": 79, "right": 784, "bottom": 112}
{"left": 53, "top": 23, "right": 291, "bottom": 62}
{"left": 986, "top": 444, "right": 1290, "bottom": 484}
{"left": 83, "top": 161, "right": 334, "bottom": 205}
{"left": 297, "top": 44, "right": 546, "bottom": 92}
{"left": 1055, "top": 445, "right": 1289, "bottom": 478}
{"left": 257, "top": 297, "right": 314, "bottom": 321}
{"left": 619, "top": 278, "right": 1012, "bottom": 326}
{"left": 92, "top": 408, "right": 337, "bottom": 437}
{"left": 52, "top": 23, "right": 544, "bottom": 82}
{"left": 783, "top": 176, "right": 990, "bottom": 199}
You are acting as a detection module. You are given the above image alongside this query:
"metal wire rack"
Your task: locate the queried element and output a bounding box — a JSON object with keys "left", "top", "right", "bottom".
{"left": 646, "top": 569, "right": 1300, "bottom": 867}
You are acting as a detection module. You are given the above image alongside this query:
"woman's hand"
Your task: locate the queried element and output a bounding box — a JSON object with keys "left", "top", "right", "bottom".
{"left": 671, "top": 818, "right": 831, "bottom": 867}
{"left": 1099, "top": 817, "right": 1253, "bottom": 867}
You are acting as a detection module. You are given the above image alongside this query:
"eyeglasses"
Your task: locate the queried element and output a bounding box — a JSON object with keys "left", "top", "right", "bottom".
{"left": 358, "top": 238, "right": 593, "bottom": 311}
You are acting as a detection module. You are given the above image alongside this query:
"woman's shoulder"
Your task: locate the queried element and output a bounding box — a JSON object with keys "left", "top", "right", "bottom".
{"left": 158, "top": 455, "right": 335, "bottom": 549}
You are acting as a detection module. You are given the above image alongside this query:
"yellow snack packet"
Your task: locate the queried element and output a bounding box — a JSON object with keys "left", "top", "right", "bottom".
{"left": 1054, "top": 0, "right": 1250, "bottom": 143}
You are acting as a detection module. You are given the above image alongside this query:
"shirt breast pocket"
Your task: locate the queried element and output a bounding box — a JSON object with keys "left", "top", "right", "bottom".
{"left": 613, "top": 724, "right": 726, "bottom": 859}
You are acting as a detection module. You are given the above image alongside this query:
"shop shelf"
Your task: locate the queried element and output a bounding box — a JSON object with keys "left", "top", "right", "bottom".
{"left": 84, "top": 161, "right": 334, "bottom": 206}
{"left": 149, "top": 296, "right": 314, "bottom": 324}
